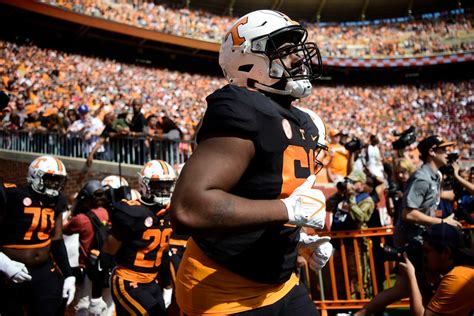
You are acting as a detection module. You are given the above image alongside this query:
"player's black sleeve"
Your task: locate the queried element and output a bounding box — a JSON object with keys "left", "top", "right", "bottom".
{"left": 0, "top": 179, "right": 6, "bottom": 225}
{"left": 55, "top": 194, "right": 68, "bottom": 213}
{"left": 51, "top": 239, "right": 73, "bottom": 278}
{"left": 110, "top": 201, "right": 148, "bottom": 240}
{"left": 197, "top": 85, "right": 259, "bottom": 142}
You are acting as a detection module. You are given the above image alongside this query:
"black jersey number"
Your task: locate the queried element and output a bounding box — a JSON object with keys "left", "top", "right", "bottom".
{"left": 134, "top": 228, "right": 173, "bottom": 268}
{"left": 23, "top": 207, "right": 55, "bottom": 241}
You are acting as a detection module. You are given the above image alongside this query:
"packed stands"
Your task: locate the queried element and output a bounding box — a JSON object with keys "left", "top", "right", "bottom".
{"left": 41, "top": 0, "right": 474, "bottom": 58}
{"left": 1, "top": 40, "right": 472, "bottom": 160}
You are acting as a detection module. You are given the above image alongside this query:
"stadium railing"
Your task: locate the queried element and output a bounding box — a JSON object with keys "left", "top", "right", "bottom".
{"left": 306, "top": 225, "right": 474, "bottom": 315}
{"left": 0, "top": 130, "right": 193, "bottom": 166}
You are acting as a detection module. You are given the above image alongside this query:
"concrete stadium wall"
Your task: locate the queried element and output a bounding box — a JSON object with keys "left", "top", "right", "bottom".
{"left": 0, "top": 149, "right": 141, "bottom": 204}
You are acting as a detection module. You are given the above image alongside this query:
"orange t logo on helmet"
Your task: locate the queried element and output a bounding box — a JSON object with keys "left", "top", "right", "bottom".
{"left": 225, "top": 16, "right": 249, "bottom": 46}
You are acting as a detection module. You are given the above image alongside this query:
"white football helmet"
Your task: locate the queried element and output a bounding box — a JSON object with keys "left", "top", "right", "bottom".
{"left": 138, "top": 160, "right": 176, "bottom": 206}
{"left": 219, "top": 10, "right": 322, "bottom": 98}
{"left": 101, "top": 175, "right": 132, "bottom": 202}
{"left": 27, "top": 155, "right": 67, "bottom": 197}
{"left": 101, "top": 176, "right": 129, "bottom": 189}
{"left": 297, "top": 107, "right": 328, "bottom": 174}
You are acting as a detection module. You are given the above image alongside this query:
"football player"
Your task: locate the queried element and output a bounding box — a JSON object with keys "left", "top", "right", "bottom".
{"left": 0, "top": 155, "right": 76, "bottom": 315}
{"left": 171, "top": 10, "right": 331, "bottom": 315}
{"left": 101, "top": 175, "right": 132, "bottom": 204}
{"left": 89, "top": 160, "right": 176, "bottom": 315}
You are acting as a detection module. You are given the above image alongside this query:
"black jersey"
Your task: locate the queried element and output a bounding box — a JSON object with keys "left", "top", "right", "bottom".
{"left": 111, "top": 200, "right": 172, "bottom": 274}
{"left": 1, "top": 184, "right": 67, "bottom": 248}
{"left": 194, "top": 85, "right": 322, "bottom": 284}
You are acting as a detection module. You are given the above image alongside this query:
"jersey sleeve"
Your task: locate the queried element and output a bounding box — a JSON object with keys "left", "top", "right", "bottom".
{"left": 110, "top": 210, "right": 132, "bottom": 241}
{"left": 55, "top": 194, "right": 68, "bottom": 215}
{"left": 110, "top": 201, "right": 148, "bottom": 240}
{"left": 197, "top": 86, "right": 259, "bottom": 143}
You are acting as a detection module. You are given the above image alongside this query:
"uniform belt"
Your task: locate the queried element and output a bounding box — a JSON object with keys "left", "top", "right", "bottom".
{"left": 2, "top": 239, "right": 51, "bottom": 249}
{"left": 114, "top": 266, "right": 157, "bottom": 283}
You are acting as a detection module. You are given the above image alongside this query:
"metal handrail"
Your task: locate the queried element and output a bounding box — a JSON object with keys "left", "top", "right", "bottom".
{"left": 308, "top": 224, "right": 474, "bottom": 314}
{"left": 0, "top": 130, "right": 194, "bottom": 166}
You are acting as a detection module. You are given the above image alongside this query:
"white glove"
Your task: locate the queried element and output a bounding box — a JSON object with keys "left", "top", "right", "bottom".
{"left": 0, "top": 252, "right": 32, "bottom": 283}
{"left": 74, "top": 295, "right": 90, "bottom": 311}
{"left": 299, "top": 232, "right": 333, "bottom": 272}
{"left": 162, "top": 287, "right": 173, "bottom": 309}
{"left": 88, "top": 297, "right": 107, "bottom": 316}
{"left": 281, "top": 175, "right": 326, "bottom": 228}
{"left": 62, "top": 276, "right": 76, "bottom": 306}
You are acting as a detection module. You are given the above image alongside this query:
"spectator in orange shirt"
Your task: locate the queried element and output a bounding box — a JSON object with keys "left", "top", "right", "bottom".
{"left": 326, "top": 130, "right": 349, "bottom": 183}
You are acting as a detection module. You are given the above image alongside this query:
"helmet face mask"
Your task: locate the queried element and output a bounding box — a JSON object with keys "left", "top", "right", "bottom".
{"left": 219, "top": 10, "right": 323, "bottom": 98}
{"left": 138, "top": 160, "right": 176, "bottom": 206}
{"left": 28, "top": 156, "right": 67, "bottom": 197}
{"left": 143, "top": 178, "right": 174, "bottom": 206}
{"left": 313, "top": 146, "right": 327, "bottom": 175}
{"left": 296, "top": 107, "right": 328, "bottom": 175}
{"left": 42, "top": 174, "right": 67, "bottom": 193}
{"left": 252, "top": 26, "right": 322, "bottom": 82}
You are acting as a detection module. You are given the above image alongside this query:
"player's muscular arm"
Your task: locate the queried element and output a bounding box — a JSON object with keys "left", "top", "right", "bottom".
{"left": 171, "top": 136, "right": 289, "bottom": 234}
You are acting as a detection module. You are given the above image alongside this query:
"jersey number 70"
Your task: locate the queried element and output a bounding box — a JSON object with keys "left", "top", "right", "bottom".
{"left": 23, "top": 207, "right": 55, "bottom": 241}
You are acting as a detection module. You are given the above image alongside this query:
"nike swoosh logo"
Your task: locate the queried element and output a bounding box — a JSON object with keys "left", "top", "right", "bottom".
{"left": 311, "top": 135, "right": 318, "bottom": 141}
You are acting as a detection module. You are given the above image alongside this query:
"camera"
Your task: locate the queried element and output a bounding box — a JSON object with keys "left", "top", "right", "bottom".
{"left": 106, "top": 185, "right": 132, "bottom": 205}
{"left": 447, "top": 153, "right": 459, "bottom": 164}
{"left": 0, "top": 91, "right": 10, "bottom": 111}
{"left": 336, "top": 180, "right": 349, "bottom": 193}
{"left": 440, "top": 152, "right": 459, "bottom": 176}
{"left": 381, "top": 238, "right": 422, "bottom": 262}
{"left": 344, "top": 137, "right": 364, "bottom": 152}
{"left": 386, "top": 181, "right": 399, "bottom": 200}
{"left": 392, "top": 126, "right": 416, "bottom": 150}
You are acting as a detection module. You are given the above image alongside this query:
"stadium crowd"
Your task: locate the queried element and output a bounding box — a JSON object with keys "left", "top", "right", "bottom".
{"left": 0, "top": 7, "right": 473, "bottom": 315}
{"left": 1, "top": 40, "right": 472, "bottom": 164}
{"left": 41, "top": 0, "right": 474, "bottom": 58}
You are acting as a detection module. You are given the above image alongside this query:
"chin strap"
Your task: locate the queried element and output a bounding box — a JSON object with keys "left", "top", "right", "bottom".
{"left": 254, "top": 79, "right": 311, "bottom": 98}
{"left": 254, "top": 82, "right": 291, "bottom": 96}
{"left": 139, "top": 197, "right": 156, "bottom": 206}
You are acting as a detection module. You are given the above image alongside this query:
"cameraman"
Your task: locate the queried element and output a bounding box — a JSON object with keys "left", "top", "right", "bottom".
{"left": 397, "top": 135, "right": 462, "bottom": 247}
{"left": 332, "top": 170, "right": 375, "bottom": 231}
{"left": 333, "top": 170, "right": 375, "bottom": 296}
{"left": 356, "top": 135, "right": 462, "bottom": 315}
{"left": 399, "top": 223, "right": 474, "bottom": 316}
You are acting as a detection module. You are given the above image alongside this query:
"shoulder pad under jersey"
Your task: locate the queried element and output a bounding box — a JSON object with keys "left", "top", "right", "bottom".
{"left": 198, "top": 85, "right": 261, "bottom": 142}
